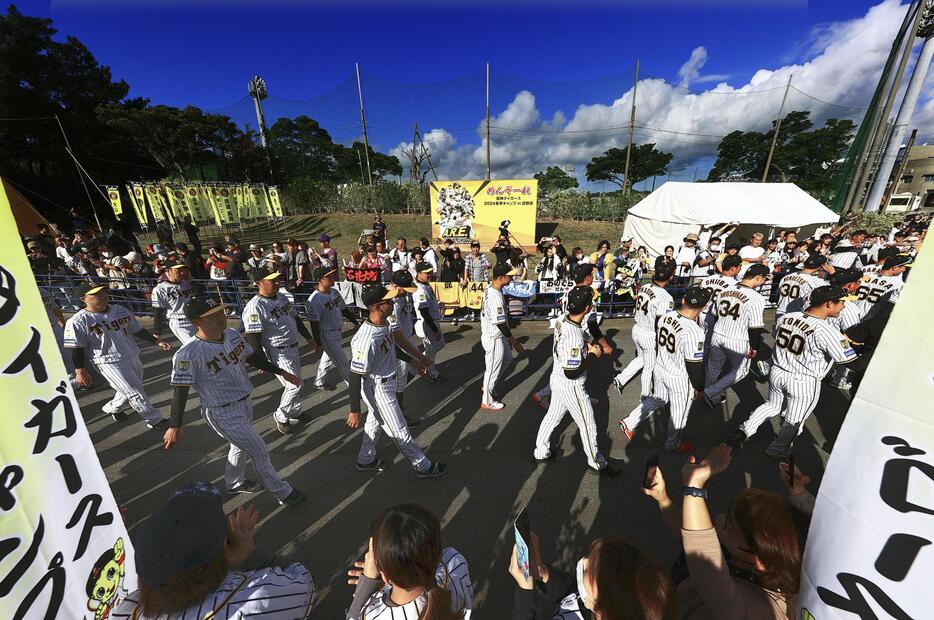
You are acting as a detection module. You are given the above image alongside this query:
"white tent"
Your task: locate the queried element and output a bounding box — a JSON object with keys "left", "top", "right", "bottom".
{"left": 621, "top": 182, "right": 839, "bottom": 257}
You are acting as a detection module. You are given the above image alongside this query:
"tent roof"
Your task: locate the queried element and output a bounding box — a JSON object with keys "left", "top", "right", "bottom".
{"left": 2, "top": 178, "right": 51, "bottom": 237}
{"left": 626, "top": 182, "right": 838, "bottom": 227}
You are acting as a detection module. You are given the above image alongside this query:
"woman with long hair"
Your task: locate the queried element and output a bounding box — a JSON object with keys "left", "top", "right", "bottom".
{"left": 347, "top": 504, "right": 472, "bottom": 620}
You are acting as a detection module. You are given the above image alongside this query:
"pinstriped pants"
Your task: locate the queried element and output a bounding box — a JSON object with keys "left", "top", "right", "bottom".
{"left": 739, "top": 366, "right": 822, "bottom": 442}
{"left": 704, "top": 333, "right": 751, "bottom": 400}
{"left": 314, "top": 329, "right": 350, "bottom": 387}
{"left": 357, "top": 375, "right": 430, "bottom": 472}
{"left": 270, "top": 347, "right": 303, "bottom": 423}
{"left": 481, "top": 334, "right": 513, "bottom": 405}
{"left": 622, "top": 367, "right": 693, "bottom": 450}
{"left": 421, "top": 327, "right": 444, "bottom": 379}
{"left": 52, "top": 325, "right": 75, "bottom": 379}
{"left": 97, "top": 359, "right": 162, "bottom": 424}
{"left": 533, "top": 378, "right": 606, "bottom": 470}
{"left": 395, "top": 332, "right": 419, "bottom": 392}
{"left": 201, "top": 398, "right": 293, "bottom": 499}
{"left": 168, "top": 317, "right": 197, "bottom": 344}
{"left": 614, "top": 325, "right": 656, "bottom": 397}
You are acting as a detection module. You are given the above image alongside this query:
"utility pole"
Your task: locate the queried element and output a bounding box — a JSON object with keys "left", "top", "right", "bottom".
{"left": 356, "top": 147, "right": 366, "bottom": 184}
{"left": 486, "top": 63, "right": 492, "bottom": 180}
{"left": 622, "top": 59, "right": 639, "bottom": 207}
{"left": 866, "top": 2, "right": 934, "bottom": 212}
{"left": 881, "top": 128, "right": 917, "bottom": 212}
{"left": 762, "top": 74, "right": 793, "bottom": 183}
{"left": 355, "top": 63, "right": 373, "bottom": 186}
{"left": 248, "top": 76, "right": 275, "bottom": 181}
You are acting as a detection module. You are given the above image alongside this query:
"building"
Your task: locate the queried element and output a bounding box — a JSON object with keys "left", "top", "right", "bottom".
{"left": 886, "top": 144, "right": 934, "bottom": 211}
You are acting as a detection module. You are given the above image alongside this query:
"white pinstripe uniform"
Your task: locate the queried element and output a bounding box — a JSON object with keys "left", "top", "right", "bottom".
{"left": 351, "top": 320, "right": 431, "bottom": 472}
{"left": 533, "top": 286, "right": 598, "bottom": 402}
{"left": 853, "top": 272, "right": 905, "bottom": 317}
{"left": 307, "top": 287, "right": 351, "bottom": 388}
{"left": 413, "top": 281, "right": 444, "bottom": 379}
{"left": 481, "top": 285, "right": 513, "bottom": 406}
{"left": 387, "top": 294, "right": 417, "bottom": 391}
{"left": 533, "top": 316, "right": 607, "bottom": 469}
{"left": 614, "top": 283, "right": 673, "bottom": 397}
{"left": 151, "top": 279, "right": 197, "bottom": 343}
{"left": 621, "top": 311, "right": 705, "bottom": 450}
{"left": 739, "top": 312, "right": 857, "bottom": 452}
{"left": 861, "top": 263, "right": 883, "bottom": 276}
{"left": 351, "top": 547, "right": 473, "bottom": 620}
{"left": 698, "top": 274, "right": 737, "bottom": 340}
{"left": 64, "top": 305, "right": 162, "bottom": 424}
{"left": 775, "top": 271, "right": 825, "bottom": 323}
{"left": 243, "top": 292, "right": 304, "bottom": 424}
{"left": 40, "top": 287, "right": 75, "bottom": 381}
{"left": 112, "top": 563, "right": 317, "bottom": 619}
{"left": 704, "top": 285, "right": 765, "bottom": 400}
{"left": 170, "top": 329, "right": 294, "bottom": 500}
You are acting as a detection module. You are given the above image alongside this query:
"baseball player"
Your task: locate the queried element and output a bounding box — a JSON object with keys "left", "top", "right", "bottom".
{"left": 40, "top": 286, "right": 77, "bottom": 387}
{"left": 729, "top": 286, "right": 860, "bottom": 458}
{"left": 702, "top": 263, "right": 769, "bottom": 408}
{"left": 619, "top": 286, "right": 711, "bottom": 454}
{"left": 861, "top": 246, "right": 899, "bottom": 275}
{"left": 242, "top": 268, "right": 316, "bottom": 434}
{"left": 852, "top": 254, "right": 911, "bottom": 318}
{"left": 480, "top": 263, "right": 525, "bottom": 410}
{"left": 698, "top": 255, "right": 742, "bottom": 342}
{"left": 531, "top": 263, "right": 612, "bottom": 411}
{"left": 533, "top": 287, "right": 620, "bottom": 475}
{"left": 612, "top": 263, "right": 674, "bottom": 398}
{"left": 64, "top": 283, "right": 171, "bottom": 428}
{"left": 151, "top": 263, "right": 199, "bottom": 344}
{"left": 413, "top": 260, "right": 445, "bottom": 381}
{"left": 386, "top": 269, "right": 420, "bottom": 422}
{"left": 307, "top": 265, "right": 359, "bottom": 390}
{"left": 163, "top": 296, "right": 307, "bottom": 506}
{"left": 823, "top": 268, "right": 865, "bottom": 390}
{"left": 345, "top": 284, "right": 445, "bottom": 478}
{"left": 774, "top": 254, "right": 831, "bottom": 322}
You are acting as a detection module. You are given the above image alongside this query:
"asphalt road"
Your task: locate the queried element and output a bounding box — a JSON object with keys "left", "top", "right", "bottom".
{"left": 79, "top": 312, "right": 850, "bottom": 616}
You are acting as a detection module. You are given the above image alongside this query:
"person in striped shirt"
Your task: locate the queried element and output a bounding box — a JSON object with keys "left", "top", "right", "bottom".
{"left": 346, "top": 504, "right": 472, "bottom": 619}
{"left": 112, "top": 481, "right": 316, "bottom": 619}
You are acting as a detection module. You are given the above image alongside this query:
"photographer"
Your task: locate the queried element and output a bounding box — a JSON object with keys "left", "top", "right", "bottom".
{"left": 536, "top": 235, "right": 567, "bottom": 261}
{"left": 490, "top": 234, "right": 514, "bottom": 266}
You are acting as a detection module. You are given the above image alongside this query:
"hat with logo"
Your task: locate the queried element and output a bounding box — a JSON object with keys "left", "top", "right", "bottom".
{"left": 492, "top": 263, "right": 518, "bottom": 278}
{"left": 653, "top": 263, "right": 675, "bottom": 281}
{"left": 313, "top": 265, "right": 337, "bottom": 281}
{"left": 414, "top": 260, "right": 434, "bottom": 273}
{"left": 743, "top": 263, "right": 771, "bottom": 279}
{"left": 572, "top": 263, "right": 594, "bottom": 283}
{"left": 682, "top": 286, "right": 713, "bottom": 308}
{"left": 808, "top": 285, "right": 855, "bottom": 307}
{"left": 252, "top": 267, "right": 281, "bottom": 281}
{"left": 184, "top": 296, "right": 225, "bottom": 321}
{"left": 390, "top": 270, "right": 417, "bottom": 292}
{"left": 75, "top": 282, "right": 107, "bottom": 297}
{"left": 829, "top": 268, "right": 862, "bottom": 286}
{"left": 883, "top": 254, "right": 912, "bottom": 270}
{"left": 804, "top": 254, "right": 828, "bottom": 269}
{"left": 361, "top": 284, "right": 399, "bottom": 307}
{"left": 566, "top": 285, "right": 596, "bottom": 313}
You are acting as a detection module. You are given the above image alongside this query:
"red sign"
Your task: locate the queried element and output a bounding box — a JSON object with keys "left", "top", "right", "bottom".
{"left": 344, "top": 267, "right": 380, "bottom": 283}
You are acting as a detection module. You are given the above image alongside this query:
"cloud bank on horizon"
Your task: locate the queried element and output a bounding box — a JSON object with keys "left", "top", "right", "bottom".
{"left": 391, "top": 0, "right": 926, "bottom": 183}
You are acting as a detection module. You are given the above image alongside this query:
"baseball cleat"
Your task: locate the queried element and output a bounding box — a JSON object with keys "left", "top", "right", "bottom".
{"left": 276, "top": 420, "right": 294, "bottom": 435}
{"left": 480, "top": 401, "right": 505, "bottom": 411}
{"left": 531, "top": 393, "right": 549, "bottom": 411}
{"left": 226, "top": 480, "right": 261, "bottom": 494}
{"left": 416, "top": 462, "right": 448, "bottom": 478}
{"left": 618, "top": 419, "right": 635, "bottom": 441}
{"left": 664, "top": 441, "right": 694, "bottom": 454}
{"left": 147, "top": 419, "right": 169, "bottom": 430}
{"left": 355, "top": 459, "right": 387, "bottom": 473}
{"left": 110, "top": 410, "right": 130, "bottom": 422}
{"left": 532, "top": 448, "right": 564, "bottom": 464}
{"left": 313, "top": 383, "right": 336, "bottom": 391}
{"left": 596, "top": 464, "right": 623, "bottom": 478}
{"left": 293, "top": 411, "right": 314, "bottom": 424}
{"left": 278, "top": 489, "right": 308, "bottom": 506}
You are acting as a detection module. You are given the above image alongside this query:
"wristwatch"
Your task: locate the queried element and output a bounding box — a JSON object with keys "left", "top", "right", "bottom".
{"left": 682, "top": 486, "right": 708, "bottom": 499}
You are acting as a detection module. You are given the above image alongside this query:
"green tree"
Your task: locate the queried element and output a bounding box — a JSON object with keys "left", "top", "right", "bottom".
{"left": 534, "top": 166, "right": 579, "bottom": 195}
{"left": 334, "top": 141, "right": 402, "bottom": 183}
{"left": 585, "top": 144, "right": 673, "bottom": 190}
{"left": 268, "top": 115, "right": 337, "bottom": 180}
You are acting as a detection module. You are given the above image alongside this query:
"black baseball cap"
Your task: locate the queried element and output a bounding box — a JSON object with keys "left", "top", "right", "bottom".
{"left": 390, "top": 270, "right": 417, "bottom": 292}
{"left": 75, "top": 282, "right": 108, "bottom": 297}
{"left": 361, "top": 284, "right": 399, "bottom": 307}
{"left": 132, "top": 482, "right": 227, "bottom": 588}
{"left": 566, "top": 286, "right": 595, "bottom": 314}
{"left": 877, "top": 246, "right": 900, "bottom": 260}
{"left": 682, "top": 286, "right": 712, "bottom": 309}
{"left": 883, "top": 254, "right": 912, "bottom": 270}
{"left": 653, "top": 263, "right": 675, "bottom": 281}
{"left": 804, "top": 254, "right": 828, "bottom": 269}
{"left": 313, "top": 265, "right": 337, "bottom": 281}
{"left": 572, "top": 263, "right": 594, "bottom": 283}
{"left": 252, "top": 267, "right": 281, "bottom": 281}
{"left": 414, "top": 260, "right": 434, "bottom": 273}
{"left": 743, "top": 263, "right": 771, "bottom": 279}
{"left": 492, "top": 263, "right": 518, "bottom": 278}
{"left": 184, "top": 296, "right": 225, "bottom": 321}
{"left": 721, "top": 255, "right": 743, "bottom": 271}
{"left": 829, "top": 268, "right": 862, "bottom": 286}
{"left": 808, "top": 285, "right": 855, "bottom": 307}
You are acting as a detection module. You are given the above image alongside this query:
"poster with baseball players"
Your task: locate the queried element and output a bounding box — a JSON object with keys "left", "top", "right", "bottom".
{"left": 429, "top": 179, "right": 537, "bottom": 248}
{"left": 798, "top": 243, "right": 932, "bottom": 619}
{"left": 0, "top": 184, "right": 136, "bottom": 619}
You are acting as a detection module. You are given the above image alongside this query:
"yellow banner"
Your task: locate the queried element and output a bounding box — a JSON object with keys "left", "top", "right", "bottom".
{"left": 232, "top": 185, "right": 246, "bottom": 220}
{"left": 201, "top": 185, "right": 222, "bottom": 226}
{"left": 252, "top": 184, "right": 271, "bottom": 218}
{"left": 144, "top": 183, "right": 172, "bottom": 225}
{"left": 165, "top": 184, "right": 188, "bottom": 221}
{"left": 128, "top": 183, "right": 149, "bottom": 226}
{"left": 183, "top": 184, "right": 213, "bottom": 224}
{"left": 268, "top": 185, "right": 284, "bottom": 217}
{"left": 429, "top": 179, "right": 537, "bottom": 250}
{"left": 211, "top": 185, "right": 239, "bottom": 224}
{"left": 105, "top": 185, "right": 123, "bottom": 217}
{"left": 0, "top": 183, "right": 136, "bottom": 618}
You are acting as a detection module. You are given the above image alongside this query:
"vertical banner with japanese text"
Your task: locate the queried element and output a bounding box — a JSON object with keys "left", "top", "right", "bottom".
{"left": 128, "top": 183, "right": 149, "bottom": 227}
{"left": 164, "top": 185, "right": 188, "bottom": 221}
{"left": 429, "top": 179, "right": 537, "bottom": 250}
{"left": 0, "top": 184, "right": 135, "bottom": 618}
{"left": 105, "top": 186, "right": 122, "bottom": 218}
{"left": 144, "top": 184, "right": 173, "bottom": 226}
{"left": 252, "top": 185, "right": 272, "bottom": 218}
{"left": 268, "top": 186, "right": 284, "bottom": 218}
{"left": 798, "top": 243, "right": 933, "bottom": 619}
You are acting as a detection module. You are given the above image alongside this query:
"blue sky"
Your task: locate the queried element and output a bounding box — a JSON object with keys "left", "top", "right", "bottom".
{"left": 15, "top": 0, "right": 917, "bottom": 183}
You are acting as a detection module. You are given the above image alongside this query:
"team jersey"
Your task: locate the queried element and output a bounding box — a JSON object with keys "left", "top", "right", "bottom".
{"left": 654, "top": 310, "right": 705, "bottom": 377}
{"left": 559, "top": 286, "right": 598, "bottom": 327}
{"left": 712, "top": 284, "right": 765, "bottom": 340}
{"left": 829, "top": 298, "right": 865, "bottom": 332}
{"left": 699, "top": 274, "right": 736, "bottom": 316}
{"left": 306, "top": 287, "right": 347, "bottom": 332}
{"left": 551, "top": 316, "right": 588, "bottom": 385}
{"left": 353, "top": 547, "right": 472, "bottom": 620}
{"left": 829, "top": 242, "right": 864, "bottom": 268}
{"left": 861, "top": 263, "right": 883, "bottom": 275}
{"left": 772, "top": 312, "right": 857, "bottom": 378}
{"left": 776, "top": 272, "right": 825, "bottom": 315}
{"left": 633, "top": 283, "right": 673, "bottom": 330}
{"left": 414, "top": 281, "right": 442, "bottom": 321}
{"left": 64, "top": 305, "right": 141, "bottom": 364}
{"left": 242, "top": 292, "right": 300, "bottom": 349}
{"left": 151, "top": 280, "right": 195, "bottom": 319}
{"left": 112, "top": 564, "right": 316, "bottom": 620}
{"left": 170, "top": 329, "right": 253, "bottom": 407}
{"left": 350, "top": 320, "right": 396, "bottom": 378}
{"left": 855, "top": 273, "right": 905, "bottom": 314}
{"left": 39, "top": 288, "right": 62, "bottom": 333}
{"left": 387, "top": 294, "right": 415, "bottom": 336}
{"left": 481, "top": 286, "right": 508, "bottom": 339}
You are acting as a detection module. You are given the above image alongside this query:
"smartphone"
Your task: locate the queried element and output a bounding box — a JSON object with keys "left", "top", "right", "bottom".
{"left": 514, "top": 506, "right": 531, "bottom": 581}
{"left": 784, "top": 453, "right": 795, "bottom": 486}
{"left": 643, "top": 452, "right": 660, "bottom": 489}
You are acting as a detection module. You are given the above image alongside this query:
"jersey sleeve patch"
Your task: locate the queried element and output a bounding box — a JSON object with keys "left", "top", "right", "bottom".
{"left": 170, "top": 353, "right": 195, "bottom": 385}
{"left": 350, "top": 347, "right": 367, "bottom": 373}
{"left": 243, "top": 311, "right": 263, "bottom": 332}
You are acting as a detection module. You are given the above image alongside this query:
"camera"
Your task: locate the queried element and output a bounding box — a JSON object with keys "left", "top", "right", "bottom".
{"left": 499, "top": 220, "right": 511, "bottom": 238}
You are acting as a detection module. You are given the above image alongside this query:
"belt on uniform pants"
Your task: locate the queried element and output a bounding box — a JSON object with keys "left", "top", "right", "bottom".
{"left": 274, "top": 343, "right": 298, "bottom": 349}
{"left": 366, "top": 376, "right": 393, "bottom": 384}
{"left": 217, "top": 395, "right": 249, "bottom": 408}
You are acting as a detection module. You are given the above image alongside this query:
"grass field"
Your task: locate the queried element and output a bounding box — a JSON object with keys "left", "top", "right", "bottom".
{"left": 140, "top": 213, "right": 625, "bottom": 258}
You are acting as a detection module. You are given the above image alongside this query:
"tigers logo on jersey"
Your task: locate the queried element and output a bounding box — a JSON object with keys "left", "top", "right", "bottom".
{"left": 250, "top": 314, "right": 260, "bottom": 323}
{"left": 177, "top": 360, "right": 191, "bottom": 371}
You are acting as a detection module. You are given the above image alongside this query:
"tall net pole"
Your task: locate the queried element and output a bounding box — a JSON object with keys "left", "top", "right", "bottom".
{"left": 355, "top": 63, "right": 373, "bottom": 186}
{"left": 762, "top": 75, "right": 793, "bottom": 183}
{"left": 622, "top": 59, "right": 639, "bottom": 207}
{"left": 486, "top": 63, "right": 492, "bottom": 180}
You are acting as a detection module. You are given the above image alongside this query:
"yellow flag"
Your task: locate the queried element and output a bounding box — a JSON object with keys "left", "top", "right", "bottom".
{"left": 105, "top": 185, "right": 123, "bottom": 217}
{"left": 253, "top": 184, "right": 272, "bottom": 218}
{"left": 144, "top": 183, "right": 170, "bottom": 224}
{"left": 129, "top": 183, "right": 149, "bottom": 226}
{"left": 268, "top": 185, "right": 284, "bottom": 217}
{"left": 165, "top": 184, "right": 189, "bottom": 221}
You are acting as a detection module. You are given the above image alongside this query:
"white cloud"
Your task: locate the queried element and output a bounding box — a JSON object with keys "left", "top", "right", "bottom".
{"left": 391, "top": 0, "right": 920, "bottom": 184}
